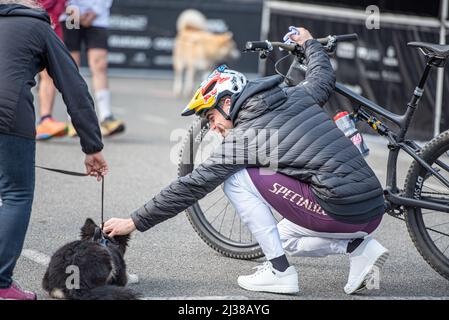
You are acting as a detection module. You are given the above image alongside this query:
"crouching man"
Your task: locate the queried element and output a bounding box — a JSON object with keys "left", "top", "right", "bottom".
{"left": 104, "top": 27, "right": 388, "bottom": 295}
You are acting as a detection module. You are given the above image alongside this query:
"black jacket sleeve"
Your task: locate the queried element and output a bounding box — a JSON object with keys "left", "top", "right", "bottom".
{"left": 43, "top": 26, "right": 103, "bottom": 154}
{"left": 302, "top": 39, "right": 336, "bottom": 106}
{"left": 131, "top": 159, "right": 244, "bottom": 232}
{"left": 131, "top": 131, "right": 247, "bottom": 232}
{"left": 284, "top": 39, "right": 336, "bottom": 106}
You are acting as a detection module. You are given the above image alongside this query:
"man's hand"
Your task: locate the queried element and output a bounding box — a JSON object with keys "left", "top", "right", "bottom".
{"left": 80, "top": 11, "right": 97, "bottom": 28}
{"left": 289, "top": 27, "right": 313, "bottom": 46}
{"left": 103, "top": 218, "right": 137, "bottom": 237}
{"left": 85, "top": 151, "right": 108, "bottom": 181}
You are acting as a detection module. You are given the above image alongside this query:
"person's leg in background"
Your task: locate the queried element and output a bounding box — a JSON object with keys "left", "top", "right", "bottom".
{"left": 63, "top": 50, "right": 82, "bottom": 138}
{"left": 63, "top": 22, "right": 125, "bottom": 138}
{"left": 87, "top": 49, "right": 113, "bottom": 121}
{"left": 0, "top": 134, "right": 37, "bottom": 300}
{"left": 70, "top": 51, "right": 81, "bottom": 66}
{"left": 35, "top": 0, "right": 68, "bottom": 141}
{"left": 36, "top": 69, "right": 68, "bottom": 140}
{"left": 223, "top": 169, "right": 299, "bottom": 294}
{"left": 86, "top": 27, "right": 125, "bottom": 137}
{"left": 60, "top": 22, "right": 82, "bottom": 137}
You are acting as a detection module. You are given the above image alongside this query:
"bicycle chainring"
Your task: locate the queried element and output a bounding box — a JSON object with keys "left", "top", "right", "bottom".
{"left": 386, "top": 206, "right": 404, "bottom": 217}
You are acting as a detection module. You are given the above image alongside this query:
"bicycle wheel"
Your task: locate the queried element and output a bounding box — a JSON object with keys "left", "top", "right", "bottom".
{"left": 178, "top": 118, "right": 277, "bottom": 259}
{"left": 404, "top": 130, "right": 449, "bottom": 280}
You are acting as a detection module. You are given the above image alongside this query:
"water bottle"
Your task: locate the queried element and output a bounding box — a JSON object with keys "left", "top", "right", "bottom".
{"left": 333, "top": 111, "right": 370, "bottom": 157}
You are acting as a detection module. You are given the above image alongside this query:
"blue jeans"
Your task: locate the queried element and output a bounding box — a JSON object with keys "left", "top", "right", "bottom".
{"left": 0, "top": 133, "right": 35, "bottom": 288}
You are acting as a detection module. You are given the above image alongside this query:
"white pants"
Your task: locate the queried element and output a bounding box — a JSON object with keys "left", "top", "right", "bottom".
{"left": 223, "top": 169, "right": 370, "bottom": 260}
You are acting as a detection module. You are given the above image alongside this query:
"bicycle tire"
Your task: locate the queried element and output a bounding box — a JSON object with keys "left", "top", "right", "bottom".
{"left": 404, "top": 129, "right": 449, "bottom": 280}
{"left": 178, "top": 118, "right": 264, "bottom": 260}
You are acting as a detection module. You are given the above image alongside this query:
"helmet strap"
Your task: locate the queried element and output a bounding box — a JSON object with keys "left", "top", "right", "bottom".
{"left": 215, "top": 105, "right": 231, "bottom": 121}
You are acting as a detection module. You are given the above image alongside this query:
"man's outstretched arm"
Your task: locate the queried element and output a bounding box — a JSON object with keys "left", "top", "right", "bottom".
{"left": 104, "top": 140, "right": 247, "bottom": 237}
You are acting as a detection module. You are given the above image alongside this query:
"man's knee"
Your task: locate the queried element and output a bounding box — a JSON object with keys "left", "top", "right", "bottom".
{"left": 277, "top": 222, "right": 299, "bottom": 255}
{"left": 89, "top": 54, "right": 108, "bottom": 75}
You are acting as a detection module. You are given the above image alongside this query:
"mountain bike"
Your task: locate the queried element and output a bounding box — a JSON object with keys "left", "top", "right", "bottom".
{"left": 178, "top": 33, "right": 449, "bottom": 281}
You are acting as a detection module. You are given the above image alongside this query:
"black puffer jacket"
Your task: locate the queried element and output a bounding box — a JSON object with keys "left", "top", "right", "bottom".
{"left": 0, "top": 4, "right": 102, "bottom": 154}
{"left": 131, "top": 39, "right": 385, "bottom": 231}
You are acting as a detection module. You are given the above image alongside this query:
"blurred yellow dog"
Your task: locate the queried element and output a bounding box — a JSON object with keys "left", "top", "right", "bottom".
{"left": 173, "top": 9, "right": 240, "bottom": 97}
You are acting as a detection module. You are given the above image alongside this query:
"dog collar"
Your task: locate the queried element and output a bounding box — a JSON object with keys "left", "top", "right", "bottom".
{"left": 92, "top": 227, "right": 116, "bottom": 247}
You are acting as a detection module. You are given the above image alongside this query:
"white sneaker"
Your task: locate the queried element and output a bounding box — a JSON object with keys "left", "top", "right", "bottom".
{"left": 237, "top": 262, "right": 299, "bottom": 294}
{"left": 344, "top": 237, "right": 389, "bottom": 295}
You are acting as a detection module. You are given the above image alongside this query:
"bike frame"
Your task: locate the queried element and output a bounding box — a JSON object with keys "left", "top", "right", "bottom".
{"left": 293, "top": 53, "right": 449, "bottom": 214}
{"left": 332, "top": 57, "right": 449, "bottom": 213}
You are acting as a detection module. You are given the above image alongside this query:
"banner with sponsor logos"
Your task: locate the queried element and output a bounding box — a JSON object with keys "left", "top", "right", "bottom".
{"left": 279, "top": 0, "right": 441, "bottom": 18}
{"left": 265, "top": 6, "right": 449, "bottom": 140}
{"left": 105, "top": 0, "right": 262, "bottom": 73}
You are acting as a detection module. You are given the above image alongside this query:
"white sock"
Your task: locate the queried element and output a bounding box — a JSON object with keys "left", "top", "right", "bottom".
{"left": 95, "top": 89, "right": 112, "bottom": 121}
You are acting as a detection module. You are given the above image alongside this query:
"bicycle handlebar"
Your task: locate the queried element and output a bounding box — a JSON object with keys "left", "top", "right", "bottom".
{"left": 244, "top": 33, "right": 359, "bottom": 53}
{"left": 335, "top": 33, "right": 358, "bottom": 42}
{"left": 321, "top": 33, "right": 358, "bottom": 43}
{"left": 245, "top": 40, "right": 272, "bottom": 51}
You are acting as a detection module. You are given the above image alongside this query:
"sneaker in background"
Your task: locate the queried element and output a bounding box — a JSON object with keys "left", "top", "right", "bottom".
{"left": 67, "top": 123, "right": 78, "bottom": 137}
{"left": 100, "top": 116, "right": 125, "bottom": 137}
{"left": 36, "top": 117, "right": 68, "bottom": 140}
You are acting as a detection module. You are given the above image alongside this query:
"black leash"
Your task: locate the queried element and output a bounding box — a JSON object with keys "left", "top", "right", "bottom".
{"left": 35, "top": 165, "right": 105, "bottom": 230}
{"left": 35, "top": 165, "right": 88, "bottom": 177}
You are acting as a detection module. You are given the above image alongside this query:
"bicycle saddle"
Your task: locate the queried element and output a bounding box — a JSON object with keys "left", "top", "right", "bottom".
{"left": 408, "top": 42, "right": 449, "bottom": 59}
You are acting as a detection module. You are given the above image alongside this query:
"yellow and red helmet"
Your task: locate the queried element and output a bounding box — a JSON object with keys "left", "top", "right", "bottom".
{"left": 181, "top": 66, "right": 247, "bottom": 117}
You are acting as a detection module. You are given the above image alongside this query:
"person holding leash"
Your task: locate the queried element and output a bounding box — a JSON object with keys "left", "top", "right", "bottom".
{"left": 105, "top": 27, "right": 388, "bottom": 295}
{"left": 0, "top": 0, "right": 107, "bottom": 300}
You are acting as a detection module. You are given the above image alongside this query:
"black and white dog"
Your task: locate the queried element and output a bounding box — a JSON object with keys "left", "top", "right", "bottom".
{"left": 42, "top": 218, "right": 139, "bottom": 300}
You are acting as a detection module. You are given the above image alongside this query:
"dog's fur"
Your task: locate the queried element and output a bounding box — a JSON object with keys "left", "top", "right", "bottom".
{"left": 42, "top": 218, "right": 139, "bottom": 300}
{"left": 173, "top": 9, "right": 240, "bottom": 97}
